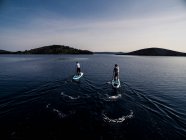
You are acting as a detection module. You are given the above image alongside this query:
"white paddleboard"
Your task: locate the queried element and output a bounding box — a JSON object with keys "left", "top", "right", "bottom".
{"left": 112, "top": 79, "right": 120, "bottom": 88}
{"left": 73, "top": 72, "right": 84, "bottom": 80}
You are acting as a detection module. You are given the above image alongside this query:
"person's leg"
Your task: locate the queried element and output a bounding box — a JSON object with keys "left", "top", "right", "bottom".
{"left": 114, "top": 73, "right": 117, "bottom": 81}
{"left": 116, "top": 73, "right": 118, "bottom": 81}
{"left": 77, "top": 68, "right": 80, "bottom": 75}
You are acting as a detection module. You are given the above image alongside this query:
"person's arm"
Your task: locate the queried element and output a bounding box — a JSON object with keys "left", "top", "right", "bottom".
{"left": 118, "top": 67, "right": 119, "bottom": 78}
{"left": 75, "top": 64, "right": 77, "bottom": 74}
{"left": 113, "top": 69, "right": 115, "bottom": 79}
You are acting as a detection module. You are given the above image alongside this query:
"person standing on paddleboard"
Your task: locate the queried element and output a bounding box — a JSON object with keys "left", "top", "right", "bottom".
{"left": 113, "top": 64, "right": 119, "bottom": 81}
{"left": 76, "top": 62, "right": 81, "bottom": 75}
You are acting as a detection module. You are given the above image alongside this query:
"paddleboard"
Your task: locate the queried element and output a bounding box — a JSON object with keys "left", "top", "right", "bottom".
{"left": 73, "top": 72, "right": 83, "bottom": 80}
{"left": 112, "top": 79, "right": 120, "bottom": 88}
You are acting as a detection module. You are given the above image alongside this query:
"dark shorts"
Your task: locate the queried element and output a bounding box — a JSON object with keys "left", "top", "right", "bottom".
{"left": 77, "top": 68, "right": 81, "bottom": 73}
{"left": 114, "top": 72, "right": 118, "bottom": 77}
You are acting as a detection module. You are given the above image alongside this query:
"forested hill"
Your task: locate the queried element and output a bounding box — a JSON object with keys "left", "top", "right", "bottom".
{"left": 0, "top": 50, "right": 12, "bottom": 54}
{"left": 117, "top": 48, "right": 186, "bottom": 56}
{"left": 20, "top": 45, "right": 93, "bottom": 54}
{"left": 0, "top": 45, "right": 93, "bottom": 54}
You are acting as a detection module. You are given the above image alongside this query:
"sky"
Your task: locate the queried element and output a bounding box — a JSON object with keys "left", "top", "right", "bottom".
{"left": 0, "top": 0, "right": 186, "bottom": 52}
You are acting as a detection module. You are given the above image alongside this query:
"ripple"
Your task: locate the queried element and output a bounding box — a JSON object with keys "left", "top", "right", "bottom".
{"left": 103, "top": 110, "right": 134, "bottom": 123}
{"left": 57, "top": 57, "right": 88, "bottom": 62}
{"left": 102, "top": 94, "right": 122, "bottom": 102}
{"left": 46, "top": 104, "right": 76, "bottom": 119}
{"left": 61, "top": 92, "right": 80, "bottom": 100}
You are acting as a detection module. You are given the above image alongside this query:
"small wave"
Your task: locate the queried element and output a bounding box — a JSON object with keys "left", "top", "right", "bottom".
{"left": 72, "top": 58, "right": 88, "bottom": 61}
{"left": 61, "top": 92, "right": 80, "bottom": 100}
{"left": 108, "top": 94, "right": 122, "bottom": 99}
{"left": 46, "top": 104, "right": 51, "bottom": 108}
{"left": 102, "top": 94, "right": 122, "bottom": 101}
{"left": 103, "top": 110, "right": 134, "bottom": 123}
{"left": 106, "top": 81, "right": 111, "bottom": 84}
{"left": 58, "top": 57, "right": 88, "bottom": 62}
{"left": 46, "top": 104, "right": 75, "bottom": 118}
{"left": 52, "top": 108, "right": 67, "bottom": 118}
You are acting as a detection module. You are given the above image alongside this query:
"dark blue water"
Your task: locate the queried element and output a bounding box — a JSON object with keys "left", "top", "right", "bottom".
{"left": 0, "top": 54, "right": 185, "bottom": 140}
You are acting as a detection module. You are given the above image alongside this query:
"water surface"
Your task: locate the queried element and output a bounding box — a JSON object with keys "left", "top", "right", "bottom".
{"left": 0, "top": 54, "right": 185, "bottom": 140}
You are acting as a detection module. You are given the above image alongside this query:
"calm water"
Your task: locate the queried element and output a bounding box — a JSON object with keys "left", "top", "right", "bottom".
{"left": 0, "top": 54, "right": 185, "bottom": 140}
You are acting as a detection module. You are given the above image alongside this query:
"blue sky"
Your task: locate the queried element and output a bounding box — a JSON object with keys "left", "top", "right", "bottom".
{"left": 0, "top": 0, "right": 186, "bottom": 52}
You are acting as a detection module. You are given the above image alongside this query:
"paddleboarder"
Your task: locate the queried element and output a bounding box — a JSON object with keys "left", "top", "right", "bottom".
{"left": 113, "top": 64, "right": 119, "bottom": 81}
{"left": 76, "top": 61, "right": 81, "bottom": 75}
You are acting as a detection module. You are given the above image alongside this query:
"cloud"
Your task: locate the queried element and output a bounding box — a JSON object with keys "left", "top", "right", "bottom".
{"left": 1, "top": 0, "right": 186, "bottom": 52}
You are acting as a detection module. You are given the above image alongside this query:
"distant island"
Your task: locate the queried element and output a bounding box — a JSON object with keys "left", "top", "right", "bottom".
{"left": 117, "top": 48, "right": 186, "bottom": 56}
{"left": 0, "top": 50, "right": 12, "bottom": 54}
{"left": 1, "top": 46, "right": 186, "bottom": 56}
{"left": 0, "top": 45, "right": 93, "bottom": 54}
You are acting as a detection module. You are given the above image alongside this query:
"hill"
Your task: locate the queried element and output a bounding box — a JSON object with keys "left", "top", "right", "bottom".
{"left": 22, "top": 45, "right": 93, "bottom": 54}
{"left": 0, "top": 50, "right": 12, "bottom": 54}
{"left": 1, "top": 45, "right": 93, "bottom": 54}
{"left": 118, "top": 48, "right": 186, "bottom": 56}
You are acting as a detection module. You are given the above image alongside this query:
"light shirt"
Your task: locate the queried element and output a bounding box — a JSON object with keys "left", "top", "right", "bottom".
{"left": 114, "top": 66, "right": 119, "bottom": 73}
{"left": 117, "top": 66, "right": 119, "bottom": 73}
{"left": 77, "top": 63, "right": 80, "bottom": 68}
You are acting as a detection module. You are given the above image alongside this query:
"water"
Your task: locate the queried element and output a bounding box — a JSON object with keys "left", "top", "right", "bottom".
{"left": 0, "top": 54, "right": 185, "bottom": 140}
